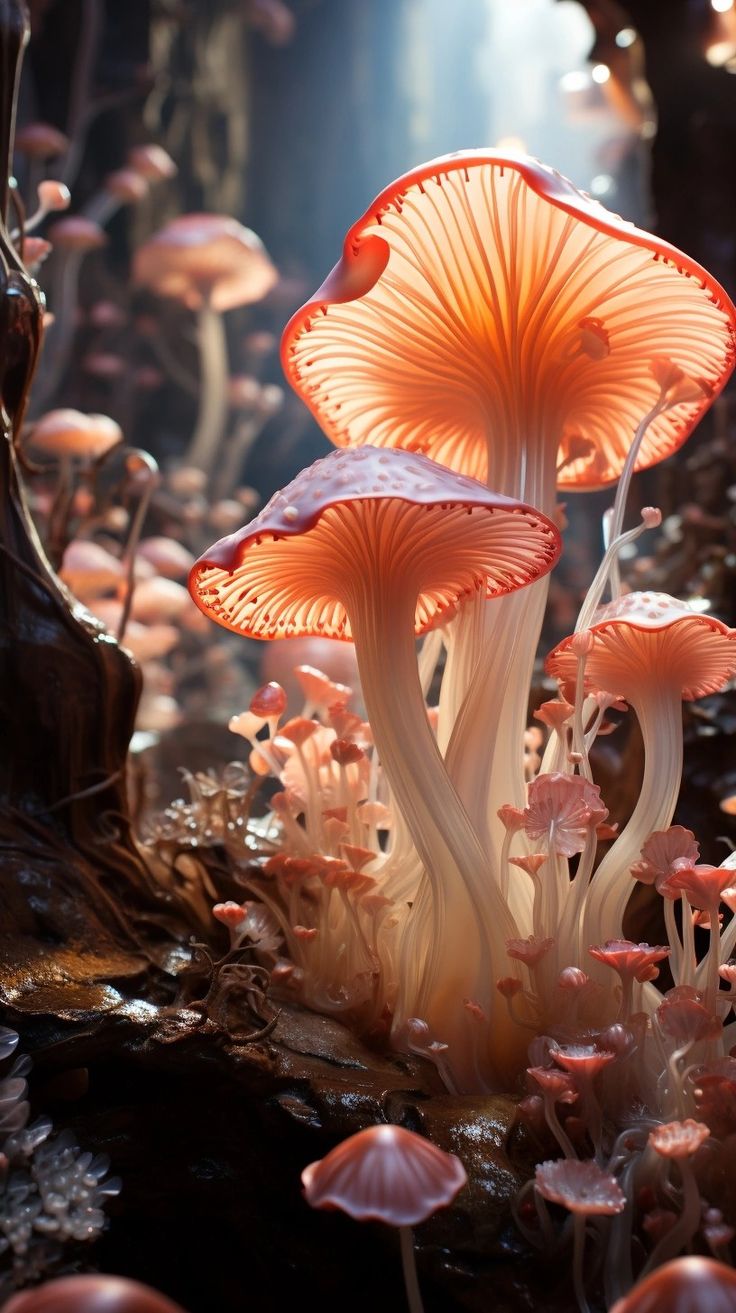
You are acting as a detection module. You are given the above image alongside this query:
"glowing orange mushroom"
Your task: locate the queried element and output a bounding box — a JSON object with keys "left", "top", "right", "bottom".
{"left": 282, "top": 150, "right": 735, "bottom": 505}
{"left": 191, "top": 445, "right": 560, "bottom": 1087}
{"left": 547, "top": 593, "right": 736, "bottom": 951}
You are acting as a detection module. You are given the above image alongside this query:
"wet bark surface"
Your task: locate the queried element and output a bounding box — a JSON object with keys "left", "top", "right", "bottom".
{"left": 0, "top": 985, "right": 570, "bottom": 1313}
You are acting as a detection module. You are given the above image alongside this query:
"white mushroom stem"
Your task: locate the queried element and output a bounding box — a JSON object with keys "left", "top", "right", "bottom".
{"left": 117, "top": 452, "right": 160, "bottom": 643}
{"left": 185, "top": 299, "right": 230, "bottom": 479}
{"left": 399, "top": 1226, "right": 424, "bottom": 1313}
{"left": 438, "top": 445, "right": 557, "bottom": 924}
{"left": 583, "top": 687, "right": 683, "bottom": 952}
{"left": 348, "top": 587, "right": 521, "bottom": 1091}
{"left": 572, "top": 1212, "right": 594, "bottom": 1313}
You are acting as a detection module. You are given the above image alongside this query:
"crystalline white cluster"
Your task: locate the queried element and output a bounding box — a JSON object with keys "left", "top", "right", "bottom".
{"left": 0, "top": 1026, "right": 120, "bottom": 1294}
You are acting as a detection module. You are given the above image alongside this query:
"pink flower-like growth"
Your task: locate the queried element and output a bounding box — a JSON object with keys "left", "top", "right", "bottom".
{"left": 656, "top": 994, "right": 718, "bottom": 1045}
{"left": 522, "top": 773, "right": 608, "bottom": 858}
{"left": 589, "top": 941, "right": 670, "bottom": 983}
{"left": 506, "top": 935, "right": 554, "bottom": 968}
{"left": 302, "top": 1124, "right": 467, "bottom": 1227}
{"left": 631, "top": 827, "right": 701, "bottom": 889}
{"left": 663, "top": 863, "right": 735, "bottom": 911}
{"left": 649, "top": 1119, "right": 710, "bottom": 1160}
{"left": 535, "top": 1158, "right": 625, "bottom": 1214}
{"left": 534, "top": 699, "right": 575, "bottom": 732}
{"left": 590, "top": 941, "right": 671, "bottom": 1023}
{"left": 552, "top": 1044, "right": 615, "bottom": 1079}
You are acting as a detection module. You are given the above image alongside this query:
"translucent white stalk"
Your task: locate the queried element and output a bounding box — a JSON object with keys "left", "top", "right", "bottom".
{"left": 186, "top": 301, "right": 230, "bottom": 478}
{"left": 583, "top": 688, "right": 683, "bottom": 950}
{"left": 348, "top": 587, "right": 522, "bottom": 1090}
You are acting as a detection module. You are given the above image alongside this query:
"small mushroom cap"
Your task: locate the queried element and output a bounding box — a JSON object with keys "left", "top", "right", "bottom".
{"left": 608, "top": 1257, "right": 736, "bottom": 1313}
{"left": 30, "top": 409, "right": 123, "bottom": 459}
{"left": 535, "top": 1158, "right": 625, "bottom": 1214}
{"left": 546, "top": 592, "right": 736, "bottom": 702}
{"left": 138, "top": 537, "right": 195, "bottom": 578}
{"left": 130, "top": 577, "right": 191, "bottom": 623}
{"left": 649, "top": 1118, "right": 710, "bottom": 1159}
{"left": 302, "top": 1123, "right": 467, "bottom": 1226}
{"left": 37, "top": 179, "right": 70, "bottom": 211}
{"left": 46, "top": 216, "right": 107, "bottom": 251}
{"left": 282, "top": 151, "right": 736, "bottom": 490}
{"left": 14, "top": 121, "right": 69, "bottom": 158}
{"left": 105, "top": 168, "right": 149, "bottom": 203}
{"left": 3, "top": 1274, "right": 187, "bottom": 1313}
{"left": 133, "top": 213, "right": 277, "bottom": 310}
{"left": 189, "top": 446, "right": 561, "bottom": 641}
{"left": 127, "top": 143, "right": 177, "bottom": 180}
{"left": 60, "top": 540, "right": 124, "bottom": 597}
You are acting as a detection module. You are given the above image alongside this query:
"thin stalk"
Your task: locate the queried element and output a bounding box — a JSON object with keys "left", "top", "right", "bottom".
{"left": 349, "top": 590, "right": 520, "bottom": 1091}
{"left": 640, "top": 1157, "right": 701, "bottom": 1273}
{"left": 572, "top": 1213, "right": 593, "bottom": 1313}
{"left": 399, "top": 1226, "right": 424, "bottom": 1313}
{"left": 186, "top": 300, "right": 230, "bottom": 479}
{"left": 117, "top": 453, "right": 159, "bottom": 643}
{"left": 583, "top": 688, "right": 683, "bottom": 951}
{"left": 213, "top": 414, "right": 264, "bottom": 502}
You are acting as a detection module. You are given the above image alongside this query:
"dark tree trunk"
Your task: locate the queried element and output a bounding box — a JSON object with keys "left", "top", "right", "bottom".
{"left": 0, "top": 0, "right": 166, "bottom": 991}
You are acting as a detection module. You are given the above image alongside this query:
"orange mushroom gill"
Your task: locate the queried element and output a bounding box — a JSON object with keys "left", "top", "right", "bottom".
{"left": 547, "top": 593, "right": 736, "bottom": 954}
{"left": 191, "top": 445, "right": 561, "bottom": 1088}
{"left": 282, "top": 151, "right": 736, "bottom": 505}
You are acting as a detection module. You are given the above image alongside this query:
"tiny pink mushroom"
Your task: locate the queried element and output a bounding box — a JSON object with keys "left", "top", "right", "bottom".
{"left": 46, "top": 216, "right": 106, "bottom": 252}
{"left": 127, "top": 144, "right": 177, "bottom": 180}
{"left": 14, "top": 122, "right": 69, "bottom": 158}
{"left": 302, "top": 1123, "right": 467, "bottom": 1313}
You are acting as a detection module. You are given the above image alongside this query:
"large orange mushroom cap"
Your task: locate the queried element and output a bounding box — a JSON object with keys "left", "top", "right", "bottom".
{"left": 133, "top": 213, "right": 277, "bottom": 311}
{"left": 189, "top": 446, "right": 561, "bottom": 640}
{"left": 546, "top": 592, "right": 736, "bottom": 703}
{"left": 282, "top": 151, "right": 736, "bottom": 492}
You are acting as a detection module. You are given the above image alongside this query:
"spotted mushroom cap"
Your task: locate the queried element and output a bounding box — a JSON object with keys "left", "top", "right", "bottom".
{"left": 133, "top": 213, "right": 277, "bottom": 311}
{"left": 301, "top": 1123, "right": 467, "bottom": 1226}
{"left": 282, "top": 151, "right": 736, "bottom": 490}
{"left": 188, "top": 446, "right": 561, "bottom": 641}
{"left": 608, "top": 1257, "right": 736, "bottom": 1313}
{"left": 546, "top": 592, "right": 736, "bottom": 703}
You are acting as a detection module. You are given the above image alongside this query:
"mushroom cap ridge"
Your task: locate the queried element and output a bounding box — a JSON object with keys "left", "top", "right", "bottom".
{"left": 189, "top": 446, "right": 561, "bottom": 641}
{"left": 301, "top": 1123, "right": 468, "bottom": 1227}
{"left": 546, "top": 592, "right": 736, "bottom": 702}
{"left": 281, "top": 150, "right": 736, "bottom": 490}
